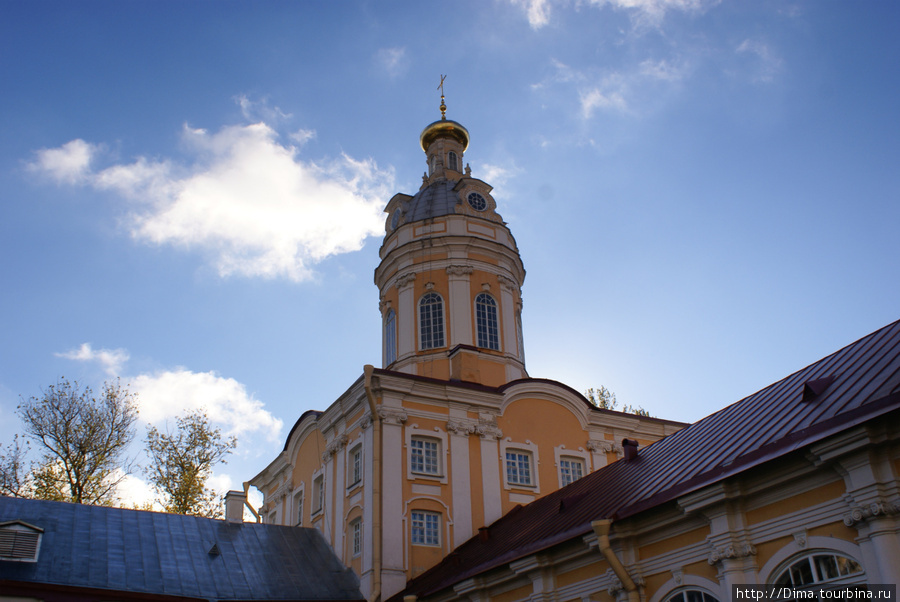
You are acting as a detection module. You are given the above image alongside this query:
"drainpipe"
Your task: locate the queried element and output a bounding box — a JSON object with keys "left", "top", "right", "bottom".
{"left": 364, "top": 365, "right": 383, "bottom": 602}
{"left": 592, "top": 519, "right": 639, "bottom": 602}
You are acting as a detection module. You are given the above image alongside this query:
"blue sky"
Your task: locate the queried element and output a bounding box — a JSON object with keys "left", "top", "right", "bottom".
{"left": 2, "top": 0, "right": 897, "bottom": 507}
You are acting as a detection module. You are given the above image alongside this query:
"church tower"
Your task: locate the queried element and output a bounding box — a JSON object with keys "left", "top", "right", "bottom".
{"left": 374, "top": 95, "right": 527, "bottom": 387}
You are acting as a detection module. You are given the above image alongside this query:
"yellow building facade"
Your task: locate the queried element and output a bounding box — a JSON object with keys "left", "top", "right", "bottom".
{"left": 250, "top": 104, "right": 685, "bottom": 601}
{"left": 391, "top": 319, "right": 900, "bottom": 602}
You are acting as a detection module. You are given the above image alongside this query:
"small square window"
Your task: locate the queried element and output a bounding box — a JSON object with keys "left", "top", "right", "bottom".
{"left": 559, "top": 457, "right": 585, "bottom": 487}
{"left": 506, "top": 450, "right": 533, "bottom": 486}
{"left": 410, "top": 436, "right": 440, "bottom": 475}
{"left": 410, "top": 510, "right": 440, "bottom": 546}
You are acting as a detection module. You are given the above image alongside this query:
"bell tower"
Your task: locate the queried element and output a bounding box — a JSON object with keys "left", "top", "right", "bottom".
{"left": 374, "top": 91, "right": 527, "bottom": 387}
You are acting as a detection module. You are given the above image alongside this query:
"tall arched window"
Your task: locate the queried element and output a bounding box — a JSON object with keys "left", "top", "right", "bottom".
{"left": 448, "top": 151, "right": 458, "bottom": 172}
{"left": 384, "top": 309, "right": 397, "bottom": 366}
{"left": 419, "top": 293, "right": 445, "bottom": 350}
{"left": 475, "top": 292, "right": 500, "bottom": 350}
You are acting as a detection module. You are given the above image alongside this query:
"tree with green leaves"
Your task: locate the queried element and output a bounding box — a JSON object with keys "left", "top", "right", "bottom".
{"left": 3, "top": 378, "right": 140, "bottom": 504}
{"left": 145, "top": 410, "right": 237, "bottom": 517}
{"left": 585, "top": 386, "right": 651, "bottom": 417}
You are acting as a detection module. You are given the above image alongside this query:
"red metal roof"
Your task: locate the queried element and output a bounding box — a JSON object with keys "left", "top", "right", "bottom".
{"left": 394, "top": 318, "right": 900, "bottom": 599}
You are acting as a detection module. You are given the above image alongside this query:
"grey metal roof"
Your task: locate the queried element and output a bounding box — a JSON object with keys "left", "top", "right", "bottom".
{"left": 0, "top": 497, "right": 363, "bottom": 601}
{"left": 393, "top": 318, "right": 900, "bottom": 599}
{"left": 402, "top": 180, "right": 459, "bottom": 223}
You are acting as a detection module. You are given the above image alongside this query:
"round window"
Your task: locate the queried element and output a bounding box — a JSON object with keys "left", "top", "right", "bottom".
{"left": 467, "top": 192, "right": 487, "bottom": 211}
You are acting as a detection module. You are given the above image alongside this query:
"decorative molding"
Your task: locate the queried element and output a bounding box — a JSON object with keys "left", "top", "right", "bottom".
{"left": 322, "top": 433, "right": 349, "bottom": 461}
{"left": 378, "top": 297, "right": 392, "bottom": 314}
{"left": 707, "top": 542, "right": 757, "bottom": 565}
{"left": 447, "top": 419, "right": 477, "bottom": 437}
{"left": 606, "top": 569, "right": 644, "bottom": 596}
{"left": 446, "top": 265, "right": 474, "bottom": 277}
{"left": 497, "top": 274, "right": 519, "bottom": 293}
{"left": 842, "top": 499, "right": 900, "bottom": 527}
{"left": 378, "top": 407, "right": 408, "bottom": 425}
{"left": 360, "top": 413, "right": 373, "bottom": 430}
{"left": 793, "top": 530, "right": 808, "bottom": 549}
{"left": 672, "top": 569, "right": 684, "bottom": 586}
{"left": 475, "top": 418, "right": 503, "bottom": 440}
{"left": 394, "top": 272, "right": 416, "bottom": 289}
{"left": 587, "top": 439, "right": 622, "bottom": 454}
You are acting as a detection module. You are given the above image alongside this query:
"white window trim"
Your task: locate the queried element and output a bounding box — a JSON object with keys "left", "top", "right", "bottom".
{"left": 500, "top": 438, "right": 540, "bottom": 493}
{"left": 350, "top": 518, "right": 363, "bottom": 558}
{"left": 474, "top": 292, "right": 501, "bottom": 351}
{"left": 405, "top": 425, "right": 449, "bottom": 484}
{"left": 384, "top": 308, "right": 397, "bottom": 366}
{"left": 292, "top": 483, "right": 305, "bottom": 527}
{"left": 553, "top": 445, "right": 592, "bottom": 488}
{"left": 418, "top": 292, "right": 446, "bottom": 350}
{"left": 311, "top": 469, "right": 325, "bottom": 518}
{"left": 346, "top": 438, "right": 364, "bottom": 492}
{"left": 410, "top": 509, "right": 442, "bottom": 547}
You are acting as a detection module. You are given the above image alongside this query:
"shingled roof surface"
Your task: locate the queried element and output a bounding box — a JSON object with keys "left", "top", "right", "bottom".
{"left": 0, "top": 497, "right": 364, "bottom": 601}
{"left": 394, "top": 318, "right": 900, "bottom": 600}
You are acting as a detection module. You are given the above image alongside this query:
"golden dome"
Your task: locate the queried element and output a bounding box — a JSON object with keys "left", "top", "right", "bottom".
{"left": 420, "top": 118, "right": 470, "bottom": 152}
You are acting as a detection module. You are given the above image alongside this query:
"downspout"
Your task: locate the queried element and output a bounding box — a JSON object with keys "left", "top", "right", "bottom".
{"left": 592, "top": 519, "right": 640, "bottom": 602}
{"left": 364, "top": 365, "right": 383, "bottom": 602}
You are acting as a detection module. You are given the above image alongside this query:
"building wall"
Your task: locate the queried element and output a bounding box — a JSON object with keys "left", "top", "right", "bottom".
{"left": 411, "top": 418, "right": 900, "bottom": 602}
{"left": 251, "top": 371, "right": 684, "bottom": 600}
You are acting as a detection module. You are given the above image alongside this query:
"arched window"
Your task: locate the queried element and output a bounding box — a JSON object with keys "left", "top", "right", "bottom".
{"left": 772, "top": 552, "right": 864, "bottom": 588}
{"left": 419, "top": 293, "right": 445, "bottom": 350}
{"left": 475, "top": 292, "right": 500, "bottom": 350}
{"left": 384, "top": 309, "right": 397, "bottom": 365}
{"left": 448, "top": 151, "right": 458, "bottom": 172}
{"left": 429, "top": 155, "right": 437, "bottom": 175}
{"left": 665, "top": 590, "right": 719, "bottom": 602}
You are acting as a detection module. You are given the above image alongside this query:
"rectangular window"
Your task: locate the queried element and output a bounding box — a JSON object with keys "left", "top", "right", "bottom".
{"left": 410, "top": 436, "right": 440, "bottom": 475}
{"left": 313, "top": 475, "right": 324, "bottom": 513}
{"left": 506, "top": 450, "right": 533, "bottom": 486}
{"left": 351, "top": 519, "right": 362, "bottom": 557}
{"left": 559, "top": 457, "right": 584, "bottom": 487}
{"left": 410, "top": 510, "right": 440, "bottom": 546}
{"left": 349, "top": 446, "right": 363, "bottom": 487}
{"left": 294, "top": 491, "right": 304, "bottom": 526}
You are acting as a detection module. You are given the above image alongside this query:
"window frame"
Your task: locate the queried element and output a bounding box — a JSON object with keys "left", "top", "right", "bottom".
{"left": 347, "top": 443, "right": 363, "bottom": 490}
{"left": 500, "top": 439, "right": 541, "bottom": 492}
{"left": 292, "top": 484, "right": 305, "bottom": 527}
{"left": 474, "top": 292, "right": 500, "bottom": 350}
{"left": 384, "top": 308, "right": 397, "bottom": 366}
{"left": 418, "top": 292, "right": 446, "bottom": 350}
{"left": 448, "top": 151, "right": 459, "bottom": 172}
{"left": 350, "top": 518, "right": 362, "bottom": 558}
{"left": 312, "top": 473, "right": 325, "bottom": 517}
{"left": 410, "top": 510, "right": 441, "bottom": 547}
{"left": 405, "top": 426, "right": 449, "bottom": 484}
{"left": 771, "top": 551, "right": 865, "bottom": 588}
{"left": 559, "top": 456, "right": 585, "bottom": 487}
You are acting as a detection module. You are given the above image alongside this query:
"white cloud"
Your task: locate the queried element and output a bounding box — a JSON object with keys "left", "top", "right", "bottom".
{"left": 28, "top": 119, "right": 394, "bottom": 282}
{"left": 510, "top": 0, "right": 552, "bottom": 29}
{"left": 28, "top": 139, "right": 98, "bottom": 184}
{"left": 479, "top": 163, "right": 518, "bottom": 189}
{"left": 639, "top": 58, "right": 685, "bottom": 82}
{"left": 580, "top": 76, "right": 630, "bottom": 118}
{"left": 55, "top": 343, "right": 130, "bottom": 377}
{"left": 116, "top": 472, "right": 158, "bottom": 508}
{"left": 509, "top": 0, "right": 717, "bottom": 29}
{"left": 376, "top": 47, "right": 409, "bottom": 79}
{"left": 736, "top": 38, "right": 783, "bottom": 83}
{"left": 131, "top": 368, "right": 283, "bottom": 442}
{"left": 235, "top": 95, "right": 292, "bottom": 124}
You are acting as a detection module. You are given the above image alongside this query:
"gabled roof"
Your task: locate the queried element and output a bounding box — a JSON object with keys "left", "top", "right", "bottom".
{"left": 0, "top": 497, "right": 364, "bottom": 602}
{"left": 395, "top": 318, "right": 900, "bottom": 599}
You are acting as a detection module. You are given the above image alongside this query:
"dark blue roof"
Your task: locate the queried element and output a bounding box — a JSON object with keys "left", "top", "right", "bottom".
{"left": 403, "top": 180, "right": 459, "bottom": 222}
{"left": 0, "top": 497, "right": 363, "bottom": 601}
